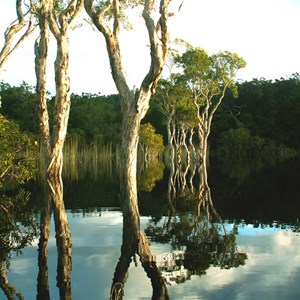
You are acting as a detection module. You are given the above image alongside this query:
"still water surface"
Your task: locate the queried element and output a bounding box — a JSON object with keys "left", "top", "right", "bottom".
{"left": 1, "top": 157, "right": 300, "bottom": 299}
{"left": 4, "top": 209, "right": 300, "bottom": 299}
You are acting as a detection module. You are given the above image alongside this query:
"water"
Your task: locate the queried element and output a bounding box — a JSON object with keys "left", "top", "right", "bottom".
{"left": 1, "top": 157, "right": 300, "bottom": 299}
{"left": 2, "top": 210, "right": 300, "bottom": 299}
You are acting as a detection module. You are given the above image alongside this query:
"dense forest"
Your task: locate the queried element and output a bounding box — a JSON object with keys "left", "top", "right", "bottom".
{"left": 0, "top": 74, "right": 299, "bottom": 162}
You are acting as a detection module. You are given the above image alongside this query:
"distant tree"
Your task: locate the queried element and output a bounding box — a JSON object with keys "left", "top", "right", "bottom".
{"left": 139, "top": 123, "right": 164, "bottom": 162}
{"left": 211, "top": 74, "right": 300, "bottom": 157}
{"left": 175, "top": 47, "right": 246, "bottom": 165}
{"left": 68, "top": 93, "right": 122, "bottom": 144}
{"left": 153, "top": 75, "right": 197, "bottom": 165}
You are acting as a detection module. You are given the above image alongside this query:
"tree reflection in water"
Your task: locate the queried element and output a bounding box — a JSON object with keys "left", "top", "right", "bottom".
{"left": 111, "top": 162, "right": 166, "bottom": 298}
{"left": 36, "top": 184, "right": 51, "bottom": 300}
{"left": 110, "top": 199, "right": 169, "bottom": 300}
{"left": 0, "top": 189, "right": 38, "bottom": 300}
{"left": 36, "top": 176, "right": 72, "bottom": 300}
{"left": 145, "top": 160, "right": 247, "bottom": 282}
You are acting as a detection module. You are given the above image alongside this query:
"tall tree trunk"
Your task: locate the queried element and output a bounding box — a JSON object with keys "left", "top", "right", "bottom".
{"left": 35, "top": 1, "right": 51, "bottom": 160}
{"left": 47, "top": 34, "right": 71, "bottom": 179}
{"left": 198, "top": 127, "right": 209, "bottom": 166}
{"left": 84, "top": 0, "right": 172, "bottom": 215}
{"left": 46, "top": 0, "right": 84, "bottom": 179}
{"left": 119, "top": 111, "right": 141, "bottom": 228}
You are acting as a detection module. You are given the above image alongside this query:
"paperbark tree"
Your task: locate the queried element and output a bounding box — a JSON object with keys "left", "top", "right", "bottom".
{"left": 154, "top": 76, "right": 197, "bottom": 165}
{"left": 84, "top": 0, "right": 172, "bottom": 225}
{"left": 35, "top": 0, "right": 51, "bottom": 159}
{"left": 175, "top": 47, "right": 246, "bottom": 164}
{"left": 0, "top": 0, "right": 37, "bottom": 74}
{"left": 44, "top": 0, "right": 84, "bottom": 179}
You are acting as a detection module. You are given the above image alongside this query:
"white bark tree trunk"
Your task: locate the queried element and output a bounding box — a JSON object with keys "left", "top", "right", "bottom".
{"left": 35, "top": 1, "right": 51, "bottom": 159}
{"left": 46, "top": 0, "right": 84, "bottom": 179}
{"left": 84, "top": 0, "right": 172, "bottom": 215}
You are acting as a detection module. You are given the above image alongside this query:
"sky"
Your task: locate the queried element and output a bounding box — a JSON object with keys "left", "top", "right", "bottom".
{"left": 0, "top": 0, "right": 300, "bottom": 96}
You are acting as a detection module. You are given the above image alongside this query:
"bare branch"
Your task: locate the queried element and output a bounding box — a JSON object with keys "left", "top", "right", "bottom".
{"left": 0, "top": 0, "right": 37, "bottom": 73}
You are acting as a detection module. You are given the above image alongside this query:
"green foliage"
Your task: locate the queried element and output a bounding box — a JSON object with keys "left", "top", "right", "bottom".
{"left": 211, "top": 74, "right": 300, "bottom": 157}
{"left": 175, "top": 48, "right": 246, "bottom": 101}
{"left": 216, "top": 126, "right": 297, "bottom": 160}
{"left": 0, "top": 115, "right": 37, "bottom": 187}
{"left": 139, "top": 123, "right": 164, "bottom": 159}
{"left": 68, "top": 93, "right": 122, "bottom": 144}
{"left": 0, "top": 115, "right": 39, "bottom": 270}
{"left": 0, "top": 81, "right": 39, "bottom": 134}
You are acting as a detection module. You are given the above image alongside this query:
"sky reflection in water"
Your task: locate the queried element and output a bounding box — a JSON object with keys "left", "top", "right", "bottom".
{"left": 3, "top": 210, "right": 300, "bottom": 300}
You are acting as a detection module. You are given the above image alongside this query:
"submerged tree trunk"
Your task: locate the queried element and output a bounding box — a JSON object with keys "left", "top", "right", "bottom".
{"left": 0, "top": 267, "right": 25, "bottom": 300}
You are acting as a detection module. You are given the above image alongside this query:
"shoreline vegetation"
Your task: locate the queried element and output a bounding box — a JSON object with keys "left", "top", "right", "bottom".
{"left": 1, "top": 74, "right": 300, "bottom": 184}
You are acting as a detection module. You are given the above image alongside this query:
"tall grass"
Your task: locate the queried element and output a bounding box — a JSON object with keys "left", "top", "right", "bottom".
{"left": 36, "top": 136, "right": 119, "bottom": 181}
{"left": 63, "top": 137, "right": 118, "bottom": 181}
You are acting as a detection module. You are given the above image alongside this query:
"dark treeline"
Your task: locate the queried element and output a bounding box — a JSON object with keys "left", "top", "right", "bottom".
{"left": 0, "top": 74, "right": 299, "bottom": 159}
{"left": 209, "top": 74, "right": 300, "bottom": 158}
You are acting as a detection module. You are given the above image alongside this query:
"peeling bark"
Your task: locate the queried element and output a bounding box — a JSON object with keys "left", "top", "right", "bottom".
{"left": 45, "top": 0, "right": 84, "bottom": 179}
{"left": 84, "top": 0, "right": 172, "bottom": 217}
{"left": 35, "top": 0, "right": 51, "bottom": 159}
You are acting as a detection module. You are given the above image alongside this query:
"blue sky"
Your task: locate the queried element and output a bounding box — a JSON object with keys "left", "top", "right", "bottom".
{"left": 0, "top": 0, "right": 300, "bottom": 95}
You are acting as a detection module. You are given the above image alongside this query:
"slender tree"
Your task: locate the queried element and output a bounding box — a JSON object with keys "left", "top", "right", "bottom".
{"left": 35, "top": 0, "right": 51, "bottom": 158}
{"left": 45, "top": 0, "right": 84, "bottom": 179}
{"left": 175, "top": 47, "right": 246, "bottom": 164}
{"left": 84, "top": 0, "right": 173, "bottom": 227}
